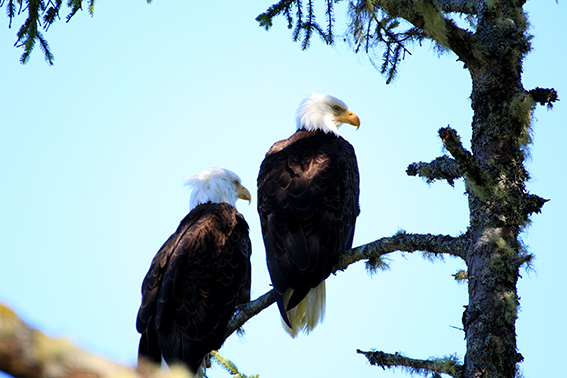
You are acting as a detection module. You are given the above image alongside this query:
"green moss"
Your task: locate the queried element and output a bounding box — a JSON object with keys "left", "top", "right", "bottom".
{"left": 416, "top": 0, "right": 449, "bottom": 48}
{"left": 501, "top": 291, "right": 519, "bottom": 323}
{"left": 491, "top": 173, "right": 512, "bottom": 203}
{"left": 429, "top": 354, "right": 462, "bottom": 377}
{"left": 488, "top": 235, "right": 517, "bottom": 260}
{"left": 453, "top": 270, "right": 469, "bottom": 282}
{"left": 365, "top": 255, "right": 391, "bottom": 275}
{"left": 421, "top": 251, "right": 445, "bottom": 263}
{"left": 465, "top": 177, "right": 491, "bottom": 204}
{"left": 509, "top": 92, "right": 536, "bottom": 149}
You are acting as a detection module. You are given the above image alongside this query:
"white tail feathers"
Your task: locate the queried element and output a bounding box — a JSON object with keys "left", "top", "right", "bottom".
{"left": 282, "top": 282, "right": 326, "bottom": 338}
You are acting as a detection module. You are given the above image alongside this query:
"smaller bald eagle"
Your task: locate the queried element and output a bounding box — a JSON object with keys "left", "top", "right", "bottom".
{"left": 258, "top": 93, "right": 360, "bottom": 337}
{"left": 136, "top": 168, "right": 252, "bottom": 374}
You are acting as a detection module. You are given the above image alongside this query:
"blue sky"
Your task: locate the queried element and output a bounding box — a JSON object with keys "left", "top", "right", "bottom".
{"left": 0, "top": 1, "right": 565, "bottom": 377}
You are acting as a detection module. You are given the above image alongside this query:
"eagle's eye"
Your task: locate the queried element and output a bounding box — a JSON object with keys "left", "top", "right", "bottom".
{"left": 332, "top": 105, "right": 341, "bottom": 112}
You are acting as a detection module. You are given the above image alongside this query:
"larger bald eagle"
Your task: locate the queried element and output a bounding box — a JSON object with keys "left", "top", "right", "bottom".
{"left": 136, "top": 168, "right": 252, "bottom": 373}
{"left": 257, "top": 93, "right": 360, "bottom": 337}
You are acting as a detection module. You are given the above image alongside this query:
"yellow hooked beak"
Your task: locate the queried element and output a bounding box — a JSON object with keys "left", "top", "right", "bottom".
{"left": 337, "top": 110, "right": 361, "bottom": 130}
{"left": 236, "top": 184, "right": 252, "bottom": 205}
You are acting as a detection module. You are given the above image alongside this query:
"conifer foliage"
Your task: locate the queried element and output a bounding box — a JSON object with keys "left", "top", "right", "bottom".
{"left": 1, "top": 0, "right": 96, "bottom": 64}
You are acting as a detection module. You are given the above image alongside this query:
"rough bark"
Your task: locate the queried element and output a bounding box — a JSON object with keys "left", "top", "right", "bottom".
{"left": 460, "top": 2, "right": 532, "bottom": 376}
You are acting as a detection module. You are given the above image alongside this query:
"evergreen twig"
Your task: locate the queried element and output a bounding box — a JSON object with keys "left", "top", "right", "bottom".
{"left": 210, "top": 351, "right": 239, "bottom": 375}
{"left": 4, "top": 0, "right": 93, "bottom": 64}
{"left": 210, "top": 351, "right": 260, "bottom": 378}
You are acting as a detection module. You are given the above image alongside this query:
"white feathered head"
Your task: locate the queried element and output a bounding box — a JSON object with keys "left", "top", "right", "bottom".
{"left": 295, "top": 93, "right": 360, "bottom": 136}
{"left": 184, "top": 168, "right": 251, "bottom": 210}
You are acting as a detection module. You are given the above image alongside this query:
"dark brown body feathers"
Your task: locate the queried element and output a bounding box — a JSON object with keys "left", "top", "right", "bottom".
{"left": 136, "top": 202, "right": 251, "bottom": 373}
{"left": 257, "top": 129, "right": 360, "bottom": 326}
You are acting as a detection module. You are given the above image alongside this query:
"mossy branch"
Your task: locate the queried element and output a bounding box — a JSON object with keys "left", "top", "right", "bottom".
{"left": 523, "top": 193, "right": 549, "bottom": 216}
{"left": 334, "top": 231, "right": 466, "bottom": 271}
{"left": 357, "top": 349, "right": 463, "bottom": 378}
{"left": 406, "top": 155, "right": 464, "bottom": 186}
{"left": 0, "top": 303, "right": 181, "bottom": 378}
{"left": 438, "top": 126, "right": 486, "bottom": 187}
{"left": 527, "top": 87, "right": 559, "bottom": 109}
{"left": 226, "top": 231, "right": 466, "bottom": 338}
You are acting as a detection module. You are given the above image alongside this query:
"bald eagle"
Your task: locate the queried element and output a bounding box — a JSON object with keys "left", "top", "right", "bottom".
{"left": 136, "top": 168, "right": 252, "bottom": 373}
{"left": 257, "top": 93, "right": 360, "bottom": 337}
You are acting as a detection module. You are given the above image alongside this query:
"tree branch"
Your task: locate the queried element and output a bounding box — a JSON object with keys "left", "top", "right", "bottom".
{"left": 438, "top": 126, "right": 486, "bottom": 186}
{"left": 371, "top": 0, "right": 480, "bottom": 68}
{"left": 357, "top": 349, "right": 463, "bottom": 378}
{"left": 225, "top": 290, "right": 276, "bottom": 339}
{"left": 225, "top": 231, "right": 466, "bottom": 338}
{"left": 527, "top": 87, "right": 559, "bottom": 109}
{"left": 0, "top": 303, "right": 173, "bottom": 378}
{"left": 523, "top": 193, "right": 549, "bottom": 216}
{"left": 335, "top": 231, "right": 466, "bottom": 272}
{"left": 406, "top": 155, "right": 464, "bottom": 186}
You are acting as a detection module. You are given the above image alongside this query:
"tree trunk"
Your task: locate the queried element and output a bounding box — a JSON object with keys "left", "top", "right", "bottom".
{"left": 463, "top": 3, "right": 532, "bottom": 377}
